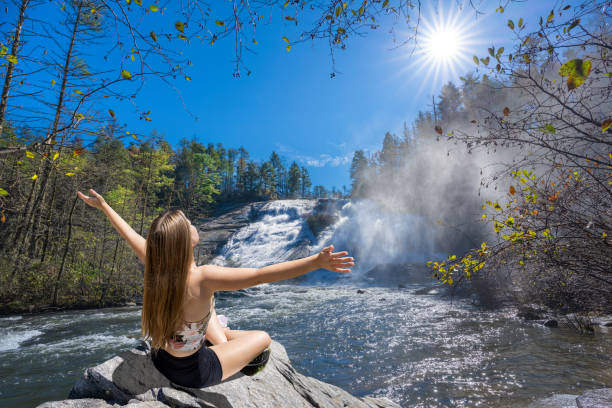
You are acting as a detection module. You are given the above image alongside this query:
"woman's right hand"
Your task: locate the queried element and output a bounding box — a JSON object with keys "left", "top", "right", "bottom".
{"left": 77, "top": 188, "right": 107, "bottom": 210}
{"left": 315, "top": 245, "right": 354, "bottom": 273}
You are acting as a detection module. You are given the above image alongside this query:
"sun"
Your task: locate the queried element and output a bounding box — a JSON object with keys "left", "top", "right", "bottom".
{"left": 424, "top": 25, "right": 463, "bottom": 63}
{"left": 390, "top": 2, "right": 484, "bottom": 95}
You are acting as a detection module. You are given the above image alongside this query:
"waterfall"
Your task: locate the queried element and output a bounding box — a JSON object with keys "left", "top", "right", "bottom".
{"left": 210, "top": 198, "right": 445, "bottom": 285}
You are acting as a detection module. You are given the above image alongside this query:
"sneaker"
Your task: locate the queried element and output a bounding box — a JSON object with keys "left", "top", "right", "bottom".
{"left": 240, "top": 347, "right": 270, "bottom": 376}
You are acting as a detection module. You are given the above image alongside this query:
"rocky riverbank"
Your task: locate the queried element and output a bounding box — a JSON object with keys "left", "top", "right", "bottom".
{"left": 36, "top": 339, "right": 400, "bottom": 408}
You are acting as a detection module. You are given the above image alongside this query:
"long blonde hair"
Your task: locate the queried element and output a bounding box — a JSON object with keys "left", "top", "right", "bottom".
{"left": 141, "top": 209, "right": 193, "bottom": 351}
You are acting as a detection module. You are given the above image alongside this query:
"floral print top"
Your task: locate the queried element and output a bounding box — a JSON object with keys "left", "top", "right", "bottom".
{"left": 167, "top": 297, "right": 215, "bottom": 352}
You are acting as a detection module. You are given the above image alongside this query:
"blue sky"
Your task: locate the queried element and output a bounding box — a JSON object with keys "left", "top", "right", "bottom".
{"left": 20, "top": 0, "right": 560, "bottom": 192}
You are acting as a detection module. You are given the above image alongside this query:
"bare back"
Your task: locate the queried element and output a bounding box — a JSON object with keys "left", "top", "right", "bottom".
{"left": 162, "top": 267, "right": 214, "bottom": 358}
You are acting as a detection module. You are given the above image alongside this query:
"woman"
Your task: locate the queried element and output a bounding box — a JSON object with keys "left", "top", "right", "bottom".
{"left": 76, "top": 188, "right": 354, "bottom": 389}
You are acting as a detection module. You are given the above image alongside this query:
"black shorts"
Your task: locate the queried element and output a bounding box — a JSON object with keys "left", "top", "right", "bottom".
{"left": 151, "top": 344, "right": 223, "bottom": 388}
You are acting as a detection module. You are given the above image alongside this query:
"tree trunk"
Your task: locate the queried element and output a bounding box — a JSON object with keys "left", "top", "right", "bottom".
{"left": 24, "top": 2, "right": 82, "bottom": 262}
{"left": 39, "top": 169, "right": 58, "bottom": 262}
{"left": 52, "top": 194, "right": 78, "bottom": 307}
{"left": 0, "top": 0, "right": 29, "bottom": 139}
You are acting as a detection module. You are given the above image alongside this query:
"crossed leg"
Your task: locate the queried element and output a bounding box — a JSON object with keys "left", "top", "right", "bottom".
{"left": 209, "top": 329, "right": 271, "bottom": 381}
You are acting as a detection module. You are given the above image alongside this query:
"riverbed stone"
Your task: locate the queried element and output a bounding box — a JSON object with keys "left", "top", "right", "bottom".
{"left": 39, "top": 339, "right": 399, "bottom": 408}
{"left": 527, "top": 394, "right": 578, "bottom": 408}
{"left": 576, "top": 388, "right": 612, "bottom": 408}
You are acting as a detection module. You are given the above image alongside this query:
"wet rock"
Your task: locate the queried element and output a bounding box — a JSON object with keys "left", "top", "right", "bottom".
{"left": 543, "top": 319, "right": 558, "bottom": 328}
{"left": 517, "top": 305, "right": 547, "bottom": 321}
{"left": 527, "top": 394, "right": 578, "bottom": 408}
{"left": 38, "top": 340, "right": 400, "bottom": 408}
{"left": 357, "top": 289, "right": 365, "bottom": 294}
{"left": 576, "top": 388, "right": 612, "bottom": 408}
{"left": 398, "top": 284, "right": 406, "bottom": 289}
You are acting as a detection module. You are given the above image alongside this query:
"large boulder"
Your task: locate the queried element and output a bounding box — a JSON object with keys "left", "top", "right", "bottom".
{"left": 37, "top": 340, "right": 400, "bottom": 408}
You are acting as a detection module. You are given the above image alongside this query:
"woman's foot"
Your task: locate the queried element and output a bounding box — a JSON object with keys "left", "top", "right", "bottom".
{"left": 240, "top": 347, "right": 271, "bottom": 376}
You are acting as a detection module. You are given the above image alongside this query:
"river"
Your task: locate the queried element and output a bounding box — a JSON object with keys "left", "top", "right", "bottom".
{"left": 1, "top": 199, "right": 610, "bottom": 407}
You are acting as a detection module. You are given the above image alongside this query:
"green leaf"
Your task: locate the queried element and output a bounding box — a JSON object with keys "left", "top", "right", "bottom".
{"left": 518, "top": 18, "right": 524, "bottom": 28}
{"left": 175, "top": 21, "right": 185, "bottom": 33}
{"left": 480, "top": 56, "right": 490, "bottom": 66}
{"left": 567, "top": 19, "right": 580, "bottom": 32}
{"left": 507, "top": 19, "right": 514, "bottom": 30}
{"left": 473, "top": 55, "right": 479, "bottom": 65}
{"left": 0, "top": 187, "right": 8, "bottom": 195}
{"left": 542, "top": 124, "right": 556, "bottom": 133}
{"left": 559, "top": 59, "right": 591, "bottom": 90}
{"left": 149, "top": 5, "right": 160, "bottom": 12}
{"left": 496, "top": 47, "right": 504, "bottom": 59}
{"left": 488, "top": 47, "right": 495, "bottom": 57}
{"left": 134, "top": 0, "right": 141, "bottom": 5}
{"left": 65, "top": 172, "right": 75, "bottom": 176}
{"left": 121, "top": 70, "right": 132, "bottom": 80}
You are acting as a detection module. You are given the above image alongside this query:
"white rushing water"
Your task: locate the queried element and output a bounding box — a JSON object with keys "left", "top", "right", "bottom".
{"left": 210, "top": 198, "right": 445, "bottom": 282}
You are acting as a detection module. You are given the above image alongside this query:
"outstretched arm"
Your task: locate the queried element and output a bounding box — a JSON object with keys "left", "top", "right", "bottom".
{"left": 200, "top": 245, "right": 354, "bottom": 291}
{"left": 77, "top": 189, "right": 146, "bottom": 264}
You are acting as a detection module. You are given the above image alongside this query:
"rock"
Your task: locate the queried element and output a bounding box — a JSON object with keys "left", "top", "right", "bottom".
{"left": 397, "top": 284, "right": 406, "bottom": 289}
{"left": 38, "top": 340, "right": 400, "bottom": 408}
{"left": 576, "top": 388, "right": 612, "bottom": 408}
{"left": 36, "top": 399, "right": 116, "bottom": 408}
{"left": 527, "top": 394, "right": 578, "bottom": 408}
{"left": 357, "top": 289, "right": 365, "bottom": 294}
{"left": 194, "top": 201, "right": 268, "bottom": 265}
{"left": 517, "top": 305, "right": 547, "bottom": 321}
{"left": 543, "top": 319, "right": 558, "bottom": 328}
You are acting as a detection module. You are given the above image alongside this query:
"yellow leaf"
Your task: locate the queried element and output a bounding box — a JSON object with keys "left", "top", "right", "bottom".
{"left": 144, "top": 116, "right": 152, "bottom": 121}
{"left": 0, "top": 187, "right": 8, "bottom": 196}
{"left": 51, "top": 79, "right": 56, "bottom": 86}
{"left": 26, "top": 151, "right": 35, "bottom": 158}
{"left": 150, "top": 31, "right": 157, "bottom": 42}
{"left": 6, "top": 54, "right": 17, "bottom": 64}
{"left": 108, "top": 109, "right": 115, "bottom": 119}
{"left": 286, "top": 44, "right": 291, "bottom": 52}
{"left": 602, "top": 118, "right": 612, "bottom": 132}
{"left": 1, "top": 213, "right": 5, "bottom": 222}
{"left": 175, "top": 21, "right": 185, "bottom": 33}
{"left": 149, "top": 5, "right": 160, "bottom": 12}
{"left": 215, "top": 20, "right": 225, "bottom": 26}
{"left": 52, "top": 152, "right": 59, "bottom": 161}
{"left": 31, "top": 174, "right": 38, "bottom": 180}
{"left": 74, "top": 89, "right": 83, "bottom": 95}
{"left": 130, "top": 54, "right": 135, "bottom": 61}
{"left": 509, "top": 185, "right": 516, "bottom": 195}
{"left": 132, "top": 134, "right": 138, "bottom": 139}
{"left": 253, "top": 39, "right": 258, "bottom": 45}
{"left": 134, "top": 0, "right": 141, "bottom": 5}
{"left": 282, "top": 36, "right": 289, "bottom": 43}
{"left": 185, "top": 75, "right": 191, "bottom": 81}
{"left": 65, "top": 172, "right": 75, "bottom": 176}
{"left": 121, "top": 70, "right": 132, "bottom": 80}
{"left": 178, "top": 34, "right": 187, "bottom": 40}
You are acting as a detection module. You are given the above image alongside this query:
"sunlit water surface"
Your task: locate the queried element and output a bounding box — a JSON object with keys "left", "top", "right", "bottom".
{"left": 1, "top": 282, "right": 611, "bottom": 407}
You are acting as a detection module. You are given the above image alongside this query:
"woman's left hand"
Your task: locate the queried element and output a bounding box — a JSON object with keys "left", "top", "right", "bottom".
{"left": 77, "top": 188, "right": 107, "bottom": 210}
{"left": 315, "top": 245, "right": 354, "bottom": 273}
